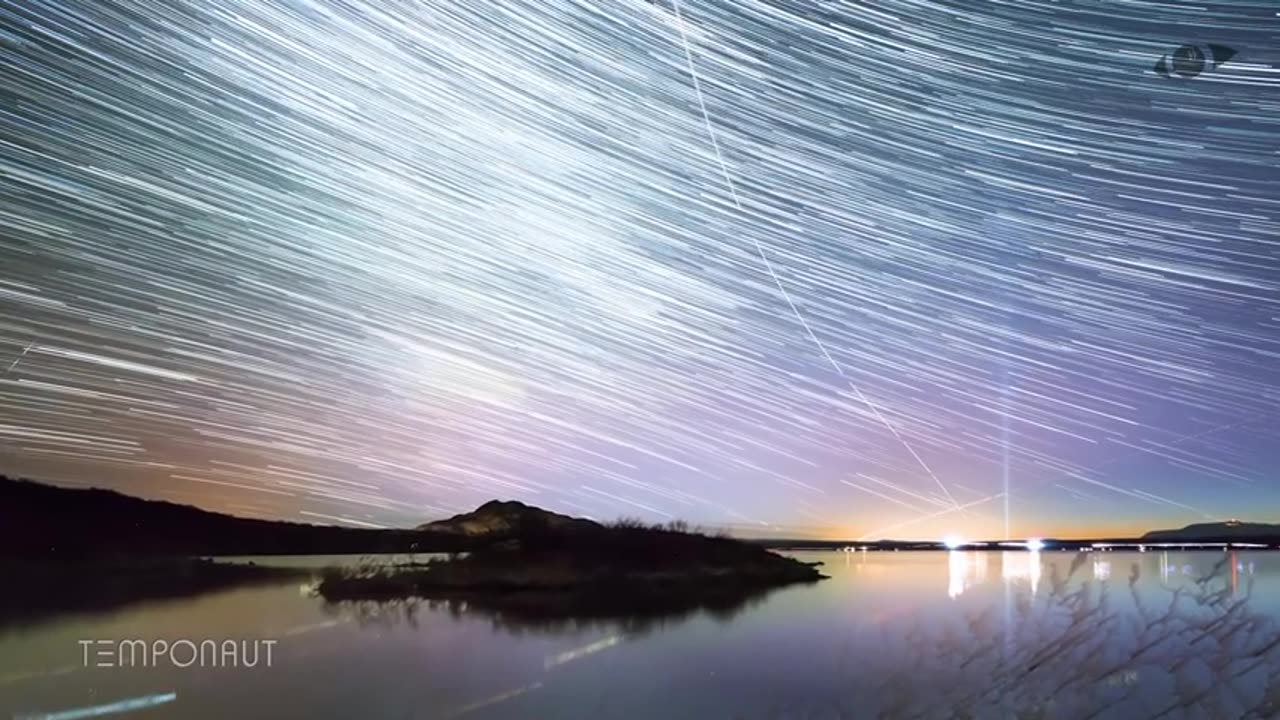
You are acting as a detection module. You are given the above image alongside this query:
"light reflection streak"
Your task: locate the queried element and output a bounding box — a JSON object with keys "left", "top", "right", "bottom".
{"left": 544, "top": 635, "right": 621, "bottom": 669}
{"left": 282, "top": 619, "right": 344, "bottom": 636}
{"left": 440, "top": 682, "right": 544, "bottom": 720}
{"left": 948, "top": 551, "right": 987, "bottom": 598}
{"left": 1232, "top": 551, "right": 1239, "bottom": 595}
{"left": 1001, "top": 551, "right": 1041, "bottom": 595}
{"left": 14, "top": 692, "right": 177, "bottom": 720}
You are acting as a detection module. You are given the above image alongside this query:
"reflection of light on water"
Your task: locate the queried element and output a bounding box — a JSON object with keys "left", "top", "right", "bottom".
{"left": 1093, "top": 560, "right": 1111, "bottom": 581}
{"left": 283, "top": 619, "right": 344, "bottom": 637}
{"left": 1001, "top": 552, "right": 1041, "bottom": 594}
{"left": 948, "top": 551, "right": 986, "bottom": 598}
{"left": 441, "top": 682, "right": 543, "bottom": 720}
{"left": 949, "top": 552, "right": 965, "bottom": 598}
{"left": 1157, "top": 553, "right": 1256, "bottom": 594}
{"left": 15, "top": 692, "right": 177, "bottom": 720}
{"left": 544, "top": 635, "right": 621, "bottom": 669}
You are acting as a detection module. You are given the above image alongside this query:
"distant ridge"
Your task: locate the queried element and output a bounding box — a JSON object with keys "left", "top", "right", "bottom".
{"left": 1142, "top": 520, "right": 1280, "bottom": 542}
{"left": 0, "top": 475, "right": 469, "bottom": 557}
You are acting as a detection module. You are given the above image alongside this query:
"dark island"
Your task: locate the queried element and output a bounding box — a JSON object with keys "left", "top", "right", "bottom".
{"left": 317, "top": 501, "right": 827, "bottom": 619}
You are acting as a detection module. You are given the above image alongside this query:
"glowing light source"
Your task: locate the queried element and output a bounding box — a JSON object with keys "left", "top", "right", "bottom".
{"left": 942, "top": 535, "right": 965, "bottom": 550}
{"left": 1025, "top": 538, "right": 1045, "bottom": 551}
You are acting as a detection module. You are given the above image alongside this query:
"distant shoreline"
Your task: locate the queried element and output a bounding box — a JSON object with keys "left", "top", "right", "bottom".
{"left": 5, "top": 475, "right": 1278, "bottom": 559}
{"left": 754, "top": 539, "right": 1280, "bottom": 552}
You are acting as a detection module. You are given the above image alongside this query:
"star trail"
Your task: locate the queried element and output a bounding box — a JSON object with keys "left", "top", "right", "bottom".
{"left": 0, "top": 0, "right": 1277, "bottom": 538}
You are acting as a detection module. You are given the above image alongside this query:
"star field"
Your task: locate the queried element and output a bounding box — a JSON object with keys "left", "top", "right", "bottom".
{"left": 1, "top": 0, "right": 1278, "bottom": 538}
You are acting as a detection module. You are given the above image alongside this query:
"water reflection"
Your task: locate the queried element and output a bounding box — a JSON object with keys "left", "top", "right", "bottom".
{"left": 1000, "top": 550, "right": 1041, "bottom": 594}
{"left": 852, "top": 552, "right": 1280, "bottom": 719}
{"left": 319, "top": 582, "right": 782, "bottom": 639}
{"left": 5, "top": 551, "right": 1280, "bottom": 720}
{"left": 948, "top": 550, "right": 987, "bottom": 598}
{"left": 949, "top": 551, "right": 1041, "bottom": 597}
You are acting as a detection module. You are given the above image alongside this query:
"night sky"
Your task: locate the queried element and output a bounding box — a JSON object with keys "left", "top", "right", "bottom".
{"left": 1, "top": 0, "right": 1277, "bottom": 540}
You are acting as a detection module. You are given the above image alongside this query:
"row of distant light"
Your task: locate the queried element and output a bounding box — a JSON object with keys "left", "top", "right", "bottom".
{"left": 1090, "top": 541, "right": 1269, "bottom": 549}
{"left": 943, "top": 536, "right": 1044, "bottom": 551}
{"left": 941, "top": 538, "right": 1272, "bottom": 551}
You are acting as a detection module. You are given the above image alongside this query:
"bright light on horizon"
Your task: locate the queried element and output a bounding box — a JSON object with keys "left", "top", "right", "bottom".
{"left": 942, "top": 535, "right": 965, "bottom": 550}
{"left": 1025, "top": 538, "right": 1045, "bottom": 551}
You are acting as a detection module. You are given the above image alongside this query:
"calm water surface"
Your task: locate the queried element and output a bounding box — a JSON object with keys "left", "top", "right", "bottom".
{"left": 4, "top": 551, "right": 1280, "bottom": 719}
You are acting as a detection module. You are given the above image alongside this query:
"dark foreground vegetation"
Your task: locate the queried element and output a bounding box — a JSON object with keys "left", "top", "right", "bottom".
{"left": 0, "top": 556, "right": 310, "bottom": 624}
{"left": 318, "top": 518, "right": 826, "bottom": 619}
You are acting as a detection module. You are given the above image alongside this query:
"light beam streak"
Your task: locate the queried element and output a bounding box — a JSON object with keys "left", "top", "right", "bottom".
{"left": 858, "top": 493, "right": 1005, "bottom": 541}
{"left": 668, "top": 0, "right": 961, "bottom": 511}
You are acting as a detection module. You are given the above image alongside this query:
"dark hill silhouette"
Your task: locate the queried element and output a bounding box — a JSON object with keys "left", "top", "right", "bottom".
{"left": 0, "top": 475, "right": 471, "bottom": 557}
{"left": 1142, "top": 520, "right": 1280, "bottom": 543}
{"left": 418, "top": 499, "right": 601, "bottom": 537}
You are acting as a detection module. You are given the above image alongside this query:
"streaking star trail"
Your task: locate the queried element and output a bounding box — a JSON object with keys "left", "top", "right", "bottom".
{"left": 0, "top": 0, "right": 1277, "bottom": 538}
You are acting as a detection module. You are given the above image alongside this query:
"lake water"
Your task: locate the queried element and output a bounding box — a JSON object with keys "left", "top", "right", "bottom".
{"left": 4, "top": 550, "right": 1280, "bottom": 720}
